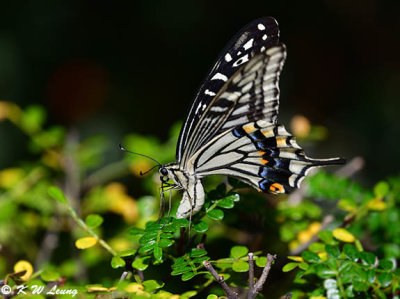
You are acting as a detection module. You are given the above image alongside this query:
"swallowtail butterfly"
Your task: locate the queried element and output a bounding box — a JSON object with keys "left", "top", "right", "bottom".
{"left": 132, "top": 17, "right": 345, "bottom": 219}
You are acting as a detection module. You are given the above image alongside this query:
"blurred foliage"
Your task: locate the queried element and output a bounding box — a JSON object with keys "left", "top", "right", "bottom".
{"left": 0, "top": 102, "right": 400, "bottom": 299}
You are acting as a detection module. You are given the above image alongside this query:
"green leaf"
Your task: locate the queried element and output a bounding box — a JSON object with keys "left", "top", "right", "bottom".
{"left": 360, "top": 252, "right": 376, "bottom": 266}
{"left": 218, "top": 197, "right": 234, "bottom": 209}
{"left": 366, "top": 269, "right": 375, "bottom": 283}
{"left": 171, "top": 267, "right": 192, "bottom": 276}
{"left": 301, "top": 251, "right": 320, "bottom": 263}
{"left": 343, "top": 244, "right": 359, "bottom": 261}
{"left": 282, "top": 262, "right": 298, "bottom": 272}
{"left": 309, "top": 242, "right": 325, "bottom": 253}
{"left": 207, "top": 209, "right": 224, "bottom": 220}
{"left": 153, "top": 245, "right": 163, "bottom": 262}
{"left": 129, "top": 227, "right": 145, "bottom": 235}
{"left": 379, "top": 259, "right": 394, "bottom": 270}
{"left": 378, "top": 272, "right": 393, "bottom": 287}
{"left": 119, "top": 248, "right": 137, "bottom": 257}
{"left": 193, "top": 221, "right": 209, "bottom": 233}
{"left": 230, "top": 246, "right": 248, "bottom": 258}
{"left": 142, "top": 280, "right": 164, "bottom": 292}
{"left": 298, "top": 262, "right": 309, "bottom": 270}
{"left": 111, "top": 256, "right": 126, "bottom": 269}
{"left": 374, "top": 181, "right": 389, "bottom": 197}
{"left": 132, "top": 256, "right": 151, "bottom": 271}
{"left": 48, "top": 186, "right": 67, "bottom": 204}
{"left": 318, "top": 230, "right": 335, "bottom": 245}
{"left": 325, "top": 245, "right": 340, "bottom": 258}
{"left": 173, "top": 218, "right": 189, "bottom": 228}
{"left": 138, "top": 242, "right": 155, "bottom": 254}
{"left": 207, "top": 295, "right": 218, "bottom": 299}
{"left": 353, "top": 280, "right": 369, "bottom": 292}
{"left": 40, "top": 270, "right": 60, "bottom": 282}
{"left": 256, "top": 256, "right": 267, "bottom": 267}
{"left": 85, "top": 214, "right": 103, "bottom": 229}
{"left": 181, "top": 291, "right": 198, "bottom": 299}
{"left": 181, "top": 271, "right": 196, "bottom": 281}
{"left": 159, "top": 238, "right": 174, "bottom": 248}
{"left": 192, "top": 256, "right": 210, "bottom": 264}
{"left": 189, "top": 248, "right": 207, "bottom": 257}
{"left": 232, "top": 261, "right": 249, "bottom": 272}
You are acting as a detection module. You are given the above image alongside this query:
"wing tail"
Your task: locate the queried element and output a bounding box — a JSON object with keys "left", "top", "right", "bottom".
{"left": 194, "top": 120, "right": 345, "bottom": 194}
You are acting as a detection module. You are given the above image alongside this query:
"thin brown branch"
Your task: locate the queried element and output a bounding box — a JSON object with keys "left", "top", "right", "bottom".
{"left": 253, "top": 254, "right": 276, "bottom": 295}
{"left": 248, "top": 253, "right": 255, "bottom": 299}
{"left": 203, "top": 261, "right": 238, "bottom": 299}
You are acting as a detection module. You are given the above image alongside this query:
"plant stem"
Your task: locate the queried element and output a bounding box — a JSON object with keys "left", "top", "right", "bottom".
{"left": 68, "top": 207, "right": 117, "bottom": 256}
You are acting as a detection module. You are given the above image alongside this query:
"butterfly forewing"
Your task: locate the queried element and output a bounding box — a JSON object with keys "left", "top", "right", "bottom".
{"left": 176, "top": 17, "right": 280, "bottom": 164}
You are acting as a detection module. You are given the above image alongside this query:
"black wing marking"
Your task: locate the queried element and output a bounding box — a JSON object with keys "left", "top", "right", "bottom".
{"left": 179, "top": 45, "right": 286, "bottom": 166}
{"left": 176, "top": 17, "right": 280, "bottom": 163}
{"left": 190, "top": 121, "right": 345, "bottom": 193}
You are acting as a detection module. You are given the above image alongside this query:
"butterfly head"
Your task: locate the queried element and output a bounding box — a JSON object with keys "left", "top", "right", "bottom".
{"left": 159, "top": 166, "right": 169, "bottom": 183}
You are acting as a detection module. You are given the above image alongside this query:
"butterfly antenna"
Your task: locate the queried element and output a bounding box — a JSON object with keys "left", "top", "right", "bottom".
{"left": 119, "top": 144, "right": 162, "bottom": 176}
{"left": 119, "top": 144, "right": 162, "bottom": 166}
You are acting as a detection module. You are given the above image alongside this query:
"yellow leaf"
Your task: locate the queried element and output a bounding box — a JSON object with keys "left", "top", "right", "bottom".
{"left": 75, "top": 237, "right": 98, "bottom": 249}
{"left": 0, "top": 168, "right": 24, "bottom": 188}
{"left": 318, "top": 251, "right": 328, "bottom": 261}
{"left": 88, "top": 286, "right": 110, "bottom": 292}
{"left": 287, "top": 256, "right": 304, "bottom": 262}
{"left": 333, "top": 228, "right": 356, "bottom": 243}
{"left": 367, "top": 197, "right": 387, "bottom": 211}
{"left": 105, "top": 182, "right": 138, "bottom": 223}
{"left": 298, "top": 230, "right": 313, "bottom": 243}
{"left": 289, "top": 240, "right": 299, "bottom": 251}
{"left": 308, "top": 222, "right": 321, "bottom": 234}
{"left": 125, "top": 283, "right": 144, "bottom": 293}
{"left": 14, "top": 260, "right": 33, "bottom": 281}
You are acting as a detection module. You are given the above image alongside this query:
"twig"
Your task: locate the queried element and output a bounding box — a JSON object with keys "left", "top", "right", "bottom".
{"left": 248, "top": 253, "right": 255, "bottom": 299}
{"left": 252, "top": 254, "right": 276, "bottom": 297}
{"left": 203, "top": 261, "right": 238, "bottom": 299}
{"left": 119, "top": 271, "right": 129, "bottom": 281}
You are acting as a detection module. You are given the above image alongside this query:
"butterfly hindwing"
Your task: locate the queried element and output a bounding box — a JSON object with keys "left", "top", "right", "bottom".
{"left": 177, "top": 17, "right": 281, "bottom": 164}
{"left": 190, "top": 120, "right": 343, "bottom": 194}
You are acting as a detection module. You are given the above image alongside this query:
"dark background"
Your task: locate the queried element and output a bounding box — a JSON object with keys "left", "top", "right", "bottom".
{"left": 1, "top": 0, "right": 399, "bottom": 183}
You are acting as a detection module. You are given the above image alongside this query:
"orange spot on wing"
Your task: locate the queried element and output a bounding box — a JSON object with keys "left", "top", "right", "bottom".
{"left": 276, "top": 137, "right": 287, "bottom": 147}
{"left": 243, "top": 123, "right": 256, "bottom": 133}
{"left": 261, "top": 128, "right": 274, "bottom": 137}
{"left": 261, "top": 159, "right": 269, "bottom": 165}
{"left": 270, "top": 183, "right": 284, "bottom": 194}
{"left": 258, "top": 151, "right": 266, "bottom": 156}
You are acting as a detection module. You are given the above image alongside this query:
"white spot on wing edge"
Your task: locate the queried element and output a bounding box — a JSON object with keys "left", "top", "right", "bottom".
{"left": 225, "top": 53, "right": 232, "bottom": 62}
{"left": 211, "top": 72, "right": 228, "bottom": 81}
{"left": 262, "top": 34, "right": 268, "bottom": 40}
{"left": 204, "top": 89, "right": 216, "bottom": 96}
{"left": 243, "top": 38, "right": 254, "bottom": 50}
{"left": 258, "top": 23, "right": 266, "bottom": 30}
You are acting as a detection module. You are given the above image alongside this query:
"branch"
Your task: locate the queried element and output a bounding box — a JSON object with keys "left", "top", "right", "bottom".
{"left": 248, "top": 253, "right": 255, "bottom": 299}
{"left": 252, "top": 254, "right": 276, "bottom": 296}
{"left": 203, "top": 261, "right": 238, "bottom": 299}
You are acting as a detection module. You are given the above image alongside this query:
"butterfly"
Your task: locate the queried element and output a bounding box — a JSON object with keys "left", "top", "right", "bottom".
{"left": 125, "top": 17, "right": 345, "bottom": 219}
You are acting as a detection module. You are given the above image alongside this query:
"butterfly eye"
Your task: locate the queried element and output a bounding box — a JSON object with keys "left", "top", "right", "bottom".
{"left": 160, "top": 167, "right": 168, "bottom": 176}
